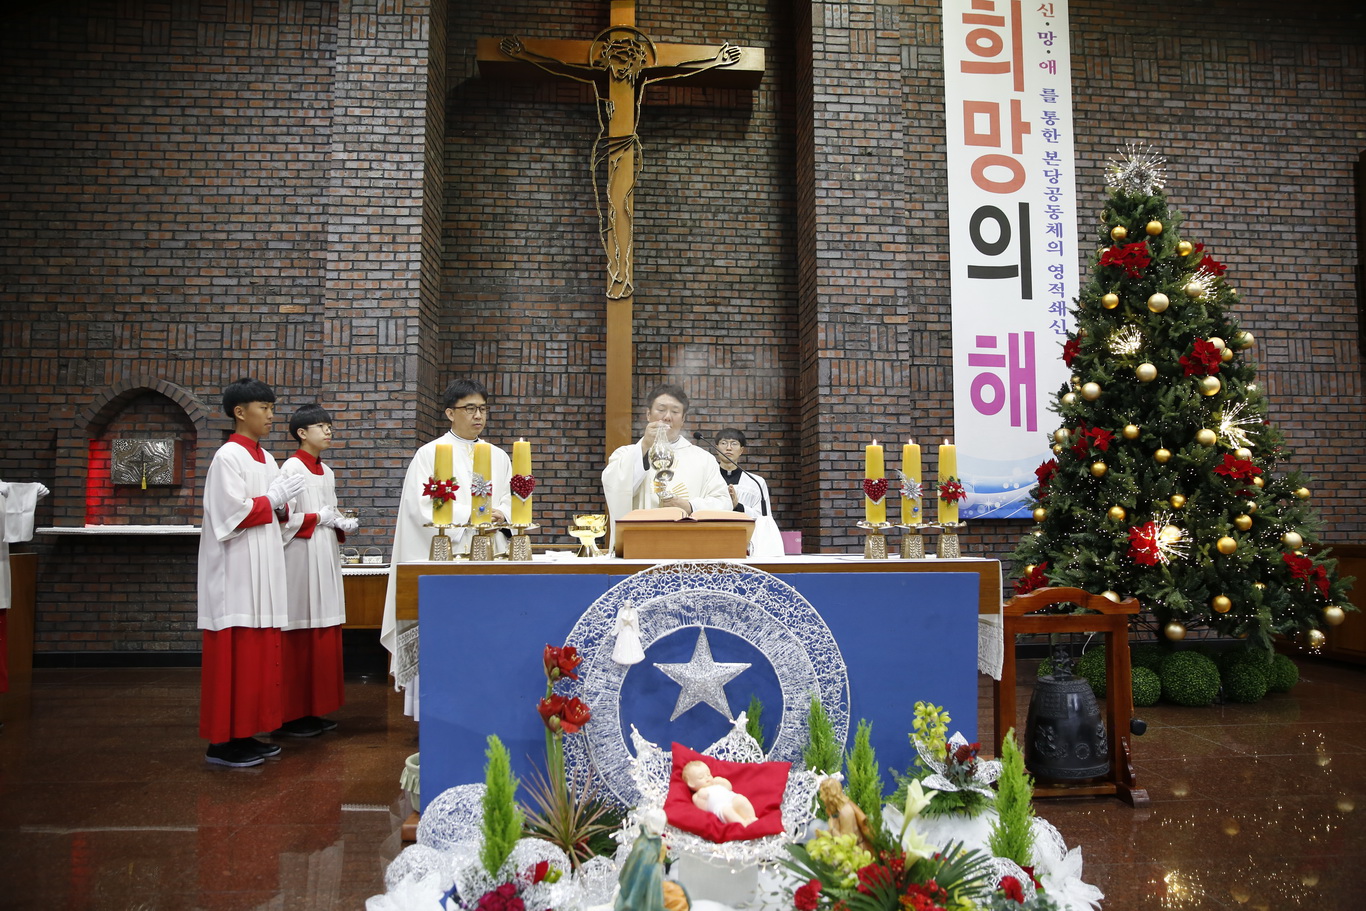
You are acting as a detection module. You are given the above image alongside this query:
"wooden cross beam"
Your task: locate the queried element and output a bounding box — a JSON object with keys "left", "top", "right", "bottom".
{"left": 476, "top": 0, "right": 764, "bottom": 452}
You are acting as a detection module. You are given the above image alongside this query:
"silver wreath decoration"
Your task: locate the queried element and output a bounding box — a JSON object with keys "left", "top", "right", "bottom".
{"left": 557, "top": 560, "right": 851, "bottom": 808}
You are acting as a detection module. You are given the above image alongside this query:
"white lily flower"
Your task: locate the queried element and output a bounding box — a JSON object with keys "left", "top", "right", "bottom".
{"left": 903, "top": 779, "right": 939, "bottom": 820}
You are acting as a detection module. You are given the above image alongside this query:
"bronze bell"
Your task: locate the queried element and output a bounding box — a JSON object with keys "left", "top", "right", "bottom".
{"left": 1024, "top": 644, "right": 1110, "bottom": 782}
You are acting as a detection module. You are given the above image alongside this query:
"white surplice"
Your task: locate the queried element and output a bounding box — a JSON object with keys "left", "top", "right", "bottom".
{"left": 279, "top": 453, "right": 346, "bottom": 630}
{"left": 726, "top": 469, "right": 785, "bottom": 558}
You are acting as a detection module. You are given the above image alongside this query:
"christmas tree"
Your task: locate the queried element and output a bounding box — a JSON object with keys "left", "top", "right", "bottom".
{"left": 1010, "top": 145, "right": 1353, "bottom": 651}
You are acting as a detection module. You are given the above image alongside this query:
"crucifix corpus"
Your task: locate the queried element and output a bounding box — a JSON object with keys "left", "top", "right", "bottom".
{"left": 477, "top": 0, "right": 764, "bottom": 451}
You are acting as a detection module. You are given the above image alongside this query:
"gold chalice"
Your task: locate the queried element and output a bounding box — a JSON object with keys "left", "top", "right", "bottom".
{"left": 569, "top": 514, "right": 607, "bottom": 558}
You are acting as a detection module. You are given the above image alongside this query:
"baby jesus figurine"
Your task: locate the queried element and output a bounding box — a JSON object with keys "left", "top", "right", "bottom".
{"left": 682, "top": 760, "right": 758, "bottom": 826}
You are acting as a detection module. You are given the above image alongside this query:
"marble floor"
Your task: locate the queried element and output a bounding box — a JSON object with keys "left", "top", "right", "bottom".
{"left": 1, "top": 654, "right": 1364, "bottom": 910}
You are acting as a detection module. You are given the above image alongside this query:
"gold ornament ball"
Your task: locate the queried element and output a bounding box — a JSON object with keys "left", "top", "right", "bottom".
{"left": 1234, "top": 513, "right": 1253, "bottom": 531}
{"left": 1199, "top": 375, "right": 1222, "bottom": 396}
{"left": 1307, "top": 629, "right": 1326, "bottom": 650}
{"left": 1033, "top": 507, "right": 1048, "bottom": 523}
{"left": 1254, "top": 581, "right": 1265, "bottom": 590}
{"left": 1147, "top": 292, "right": 1170, "bottom": 313}
{"left": 1062, "top": 392, "right": 1077, "bottom": 406}
{"left": 1110, "top": 225, "right": 1128, "bottom": 241}
{"left": 1221, "top": 347, "right": 1234, "bottom": 363}
{"left": 1209, "top": 336, "right": 1226, "bottom": 351}
{"left": 1177, "top": 240, "right": 1194, "bottom": 256}
{"left": 1196, "top": 428, "right": 1217, "bottom": 446}
{"left": 1123, "top": 424, "right": 1140, "bottom": 439}
{"left": 1324, "top": 605, "right": 1346, "bottom": 627}
{"left": 1102, "top": 590, "right": 1122, "bottom": 603}
{"left": 1081, "top": 382, "right": 1102, "bottom": 401}
{"left": 1216, "top": 536, "right": 1237, "bottom": 555}
{"left": 1136, "top": 362, "right": 1158, "bottom": 382}
{"left": 1295, "top": 487, "right": 1311, "bottom": 499}
{"left": 1155, "top": 447, "right": 1172, "bottom": 463}
{"left": 1246, "top": 500, "right": 1258, "bottom": 514}
{"left": 1183, "top": 282, "right": 1205, "bottom": 300}
{"left": 1234, "top": 447, "right": 1252, "bottom": 461}
{"left": 1052, "top": 443, "right": 1062, "bottom": 454}
{"left": 1252, "top": 476, "right": 1264, "bottom": 488}
{"left": 1070, "top": 375, "right": 1080, "bottom": 388}
{"left": 1077, "top": 327, "right": 1089, "bottom": 338}
{"left": 1169, "top": 493, "right": 1187, "bottom": 508}
{"left": 1283, "top": 531, "right": 1304, "bottom": 550}
{"left": 1101, "top": 292, "right": 1120, "bottom": 310}
{"left": 1146, "top": 220, "right": 1164, "bottom": 236}
{"left": 1090, "top": 461, "right": 1108, "bottom": 478}
{"left": 1053, "top": 427, "right": 1070, "bottom": 444}
{"left": 1108, "top": 505, "right": 1127, "bottom": 521}
{"left": 1212, "top": 594, "right": 1233, "bottom": 613}
{"left": 1164, "top": 621, "right": 1187, "bottom": 641}
{"left": 1237, "top": 331, "right": 1255, "bottom": 349}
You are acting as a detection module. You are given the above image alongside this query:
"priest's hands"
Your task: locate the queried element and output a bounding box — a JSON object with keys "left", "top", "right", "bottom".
{"left": 267, "top": 473, "right": 307, "bottom": 510}
{"left": 639, "top": 420, "right": 670, "bottom": 455}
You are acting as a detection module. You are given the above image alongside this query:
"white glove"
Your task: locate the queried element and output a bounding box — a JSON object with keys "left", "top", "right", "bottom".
{"left": 267, "top": 473, "right": 307, "bottom": 510}
{"left": 36, "top": 483, "right": 50, "bottom": 499}
{"left": 317, "top": 505, "right": 341, "bottom": 528}
{"left": 336, "top": 516, "right": 359, "bottom": 534}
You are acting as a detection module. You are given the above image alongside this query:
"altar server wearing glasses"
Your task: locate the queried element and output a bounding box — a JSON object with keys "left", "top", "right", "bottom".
{"left": 715, "top": 427, "right": 785, "bottom": 558}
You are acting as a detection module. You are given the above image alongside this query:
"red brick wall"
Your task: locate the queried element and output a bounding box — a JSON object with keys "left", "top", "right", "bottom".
{"left": 1, "top": 0, "right": 1362, "bottom": 656}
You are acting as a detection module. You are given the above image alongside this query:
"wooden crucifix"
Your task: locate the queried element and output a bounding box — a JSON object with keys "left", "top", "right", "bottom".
{"left": 477, "top": 0, "right": 764, "bottom": 451}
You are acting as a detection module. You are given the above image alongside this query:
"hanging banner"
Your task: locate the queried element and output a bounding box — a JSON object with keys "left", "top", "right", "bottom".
{"left": 942, "top": 0, "right": 1077, "bottom": 519}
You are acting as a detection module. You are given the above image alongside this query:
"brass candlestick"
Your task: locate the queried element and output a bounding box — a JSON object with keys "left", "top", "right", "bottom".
{"left": 506, "top": 523, "right": 539, "bottom": 561}
{"left": 856, "top": 520, "right": 894, "bottom": 560}
{"left": 936, "top": 523, "right": 963, "bottom": 559}
{"left": 467, "top": 524, "right": 499, "bottom": 561}
{"left": 900, "top": 526, "right": 926, "bottom": 559}
{"left": 425, "top": 524, "right": 455, "bottom": 561}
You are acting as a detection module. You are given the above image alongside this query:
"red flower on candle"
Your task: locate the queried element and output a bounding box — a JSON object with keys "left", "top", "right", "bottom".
{"left": 422, "top": 477, "right": 460, "bottom": 507}
{"left": 938, "top": 478, "right": 966, "bottom": 503}
{"left": 510, "top": 473, "right": 536, "bottom": 500}
{"left": 862, "top": 477, "right": 889, "bottom": 504}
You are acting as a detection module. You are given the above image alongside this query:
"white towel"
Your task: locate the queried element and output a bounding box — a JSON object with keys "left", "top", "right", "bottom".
{"left": 3, "top": 482, "right": 47, "bottom": 543}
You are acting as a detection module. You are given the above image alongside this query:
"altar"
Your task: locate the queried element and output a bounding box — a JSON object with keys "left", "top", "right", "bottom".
{"left": 401, "top": 556, "right": 1001, "bottom": 804}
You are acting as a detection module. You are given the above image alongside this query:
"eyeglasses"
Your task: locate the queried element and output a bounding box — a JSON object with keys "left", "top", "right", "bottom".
{"left": 452, "top": 405, "right": 490, "bottom": 416}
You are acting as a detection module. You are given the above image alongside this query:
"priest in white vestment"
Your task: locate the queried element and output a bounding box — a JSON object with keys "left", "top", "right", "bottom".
{"left": 382, "top": 379, "right": 512, "bottom": 719}
{"left": 601, "top": 383, "right": 730, "bottom": 547}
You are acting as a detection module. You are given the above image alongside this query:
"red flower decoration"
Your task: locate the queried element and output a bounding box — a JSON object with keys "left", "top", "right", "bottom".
{"left": 938, "top": 478, "right": 966, "bottom": 503}
{"left": 855, "top": 864, "right": 894, "bottom": 895}
{"left": 1099, "top": 240, "right": 1153, "bottom": 278}
{"left": 794, "top": 879, "right": 822, "bottom": 911}
{"left": 1201, "top": 254, "right": 1227, "bottom": 276}
{"left": 1062, "top": 337, "right": 1081, "bottom": 366}
{"left": 1070, "top": 421, "right": 1091, "bottom": 458}
{"left": 1014, "top": 561, "right": 1050, "bottom": 595}
{"left": 1000, "top": 875, "right": 1026, "bottom": 903}
{"left": 537, "top": 693, "right": 591, "bottom": 734}
{"left": 1034, "top": 458, "right": 1058, "bottom": 495}
{"left": 422, "top": 477, "right": 460, "bottom": 506}
{"left": 1214, "top": 453, "right": 1262, "bottom": 482}
{"left": 475, "top": 883, "right": 525, "bottom": 911}
{"left": 1180, "top": 338, "right": 1223, "bottom": 377}
{"left": 543, "top": 644, "right": 582, "bottom": 682}
{"left": 510, "top": 473, "right": 536, "bottom": 500}
{"left": 1283, "top": 552, "right": 1329, "bottom": 599}
{"left": 1089, "top": 426, "right": 1114, "bottom": 452}
{"left": 1128, "top": 521, "right": 1162, "bottom": 566}
{"left": 862, "top": 477, "right": 889, "bottom": 504}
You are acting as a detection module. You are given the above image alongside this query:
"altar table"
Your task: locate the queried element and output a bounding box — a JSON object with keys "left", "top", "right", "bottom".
{"left": 404, "top": 556, "right": 1000, "bottom": 803}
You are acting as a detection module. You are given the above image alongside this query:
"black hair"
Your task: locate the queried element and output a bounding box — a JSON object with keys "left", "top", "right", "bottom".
{"left": 442, "top": 378, "right": 489, "bottom": 409}
{"left": 644, "top": 382, "right": 689, "bottom": 414}
{"left": 716, "top": 428, "right": 747, "bottom": 447}
{"left": 222, "top": 377, "right": 275, "bottom": 417}
{"left": 289, "top": 403, "right": 333, "bottom": 442}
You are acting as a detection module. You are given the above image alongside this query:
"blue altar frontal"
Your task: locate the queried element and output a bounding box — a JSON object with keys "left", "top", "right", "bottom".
{"left": 414, "top": 558, "right": 996, "bottom": 803}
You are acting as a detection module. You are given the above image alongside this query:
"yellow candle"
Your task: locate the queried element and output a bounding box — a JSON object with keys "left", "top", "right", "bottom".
{"left": 432, "top": 443, "right": 454, "bottom": 525}
{"left": 902, "top": 440, "right": 922, "bottom": 525}
{"left": 938, "top": 440, "right": 959, "bottom": 525}
{"left": 511, "top": 439, "right": 532, "bottom": 526}
{"left": 864, "top": 440, "right": 886, "bottom": 524}
{"left": 472, "top": 441, "right": 492, "bottom": 525}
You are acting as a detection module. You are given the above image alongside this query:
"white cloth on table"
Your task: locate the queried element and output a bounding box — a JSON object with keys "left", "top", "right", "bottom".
{"left": 197, "top": 440, "right": 289, "bottom": 631}
{"left": 279, "top": 454, "right": 346, "bottom": 630}
{"left": 601, "top": 436, "right": 729, "bottom": 544}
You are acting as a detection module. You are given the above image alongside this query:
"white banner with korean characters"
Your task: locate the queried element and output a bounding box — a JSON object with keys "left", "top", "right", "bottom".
{"left": 942, "top": 0, "right": 1078, "bottom": 519}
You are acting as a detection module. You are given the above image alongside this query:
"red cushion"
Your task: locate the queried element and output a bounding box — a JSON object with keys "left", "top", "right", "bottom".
{"left": 663, "top": 742, "right": 790, "bottom": 843}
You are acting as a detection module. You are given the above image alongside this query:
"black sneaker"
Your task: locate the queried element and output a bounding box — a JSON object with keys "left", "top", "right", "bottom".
{"left": 274, "top": 717, "right": 326, "bottom": 737}
{"left": 307, "top": 715, "right": 339, "bottom": 733}
{"left": 206, "top": 741, "right": 265, "bottom": 768}
{"left": 231, "top": 737, "right": 283, "bottom": 758}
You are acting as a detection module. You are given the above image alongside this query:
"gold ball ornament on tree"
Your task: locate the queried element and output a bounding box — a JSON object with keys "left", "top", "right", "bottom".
{"left": 1108, "top": 505, "right": 1127, "bottom": 521}
{"left": 1081, "top": 382, "right": 1102, "bottom": 401}
{"left": 1110, "top": 225, "right": 1128, "bottom": 241}
{"left": 1147, "top": 292, "right": 1170, "bottom": 313}
{"left": 1164, "top": 622, "right": 1188, "bottom": 641}
{"left": 1252, "top": 476, "right": 1264, "bottom": 488}
{"left": 1196, "top": 428, "right": 1217, "bottom": 446}
{"left": 1216, "top": 536, "right": 1237, "bottom": 555}
{"left": 1169, "top": 493, "right": 1187, "bottom": 508}
{"left": 1324, "top": 606, "right": 1347, "bottom": 627}
{"left": 1102, "top": 590, "right": 1122, "bottom": 603}
{"left": 1155, "top": 447, "right": 1172, "bottom": 463}
{"left": 1101, "top": 292, "right": 1119, "bottom": 310}
{"left": 1209, "top": 337, "right": 1226, "bottom": 351}
{"left": 1307, "top": 629, "right": 1326, "bottom": 650}
{"left": 1033, "top": 507, "right": 1048, "bottom": 523}
{"left": 1090, "top": 461, "right": 1108, "bottom": 478}
{"left": 1136, "top": 362, "right": 1158, "bottom": 382}
{"left": 1282, "top": 531, "right": 1304, "bottom": 550}
{"left": 1236, "top": 331, "right": 1255, "bottom": 349}
{"left": 1246, "top": 500, "right": 1258, "bottom": 514}
{"left": 1053, "top": 428, "right": 1070, "bottom": 444}
{"left": 1221, "top": 347, "right": 1234, "bottom": 363}
{"left": 1177, "top": 240, "right": 1194, "bottom": 256}
{"left": 1212, "top": 595, "right": 1233, "bottom": 613}
{"left": 1070, "top": 375, "right": 1080, "bottom": 388}
{"left": 1198, "top": 375, "right": 1222, "bottom": 396}
{"left": 1234, "top": 447, "right": 1252, "bottom": 461}
{"left": 1051, "top": 443, "right": 1062, "bottom": 454}
{"left": 1123, "top": 423, "right": 1140, "bottom": 439}
{"left": 1234, "top": 513, "right": 1253, "bottom": 531}
{"left": 1295, "top": 487, "right": 1311, "bottom": 499}
{"left": 1183, "top": 282, "right": 1205, "bottom": 300}
{"left": 1146, "top": 220, "right": 1163, "bottom": 236}
{"left": 1062, "top": 392, "right": 1077, "bottom": 406}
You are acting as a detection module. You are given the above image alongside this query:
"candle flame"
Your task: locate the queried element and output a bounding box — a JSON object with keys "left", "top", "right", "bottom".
{"left": 872, "top": 439, "right": 879, "bottom": 447}
{"left": 943, "top": 438, "right": 951, "bottom": 445}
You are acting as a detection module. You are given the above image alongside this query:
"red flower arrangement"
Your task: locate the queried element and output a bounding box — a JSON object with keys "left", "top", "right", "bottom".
{"left": 1061, "top": 338, "right": 1081, "bottom": 367}
{"left": 1179, "top": 338, "right": 1223, "bottom": 377}
{"left": 794, "top": 878, "right": 822, "bottom": 910}
{"left": 1014, "top": 561, "right": 1049, "bottom": 595}
{"left": 938, "top": 478, "right": 966, "bottom": 503}
{"left": 1068, "top": 424, "right": 1112, "bottom": 456}
{"left": 1128, "top": 522, "right": 1162, "bottom": 567}
{"left": 537, "top": 693, "right": 591, "bottom": 734}
{"left": 1283, "top": 552, "right": 1330, "bottom": 599}
{"left": 1200, "top": 253, "right": 1227, "bottom": 276}
{"left": 423, "top": 477, "right": 460, "bottom": 507}
{"left": 1099, "top": 240, "right": 1152, "bottom": 278}
{"left": 1213, "top": 453, "right": 1262, "bottom": 482}
{"left": 542, "top": 644, "right": 581, "bottom": 682}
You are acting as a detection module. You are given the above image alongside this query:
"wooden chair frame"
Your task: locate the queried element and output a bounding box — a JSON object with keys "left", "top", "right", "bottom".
{"left": 994, "top": 586, "right": 1150, "bottom": 807}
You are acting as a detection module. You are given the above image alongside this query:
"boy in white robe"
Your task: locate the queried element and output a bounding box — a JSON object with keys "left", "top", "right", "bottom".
{"left": 278, "top": 404, "right": 359, "bottom": 737}
{"left": 198, "top": 378, "right": 307, "bottom": 768}
{"left": 601, "top": 383, "right": 730, "bottom": 548}
{"left": 1, "top": 478, "right": 49, "bottom": 698}
{"left": 381, "top": 379, "right": 512, "bottom": 719}
{"left": 715, "top": 427, "right": 786, "bottom": 558}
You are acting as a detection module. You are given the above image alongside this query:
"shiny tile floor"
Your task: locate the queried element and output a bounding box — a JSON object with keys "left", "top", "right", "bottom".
{"left": 2, "top": 656, "right": 1365, "bottom": 910}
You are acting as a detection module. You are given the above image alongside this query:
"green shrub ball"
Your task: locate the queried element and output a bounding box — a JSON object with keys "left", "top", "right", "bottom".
{"left": 1159, "top": 651, "right": 1221, "bottom": 707}
{"left": 1267, "top": 654, "right": 1300, "bottom": 693}
{"left": 1132, "top": 666, "right": 1162, "bottom": 707}
{"left": 1131, "top": 643, "right": 1166, "bottom": 673}
{"left": 1221, "top": 658, "right": 1269, "bottom": 704}
{"left": 1077, "top": 646, "right": 1108, "bottom": 698}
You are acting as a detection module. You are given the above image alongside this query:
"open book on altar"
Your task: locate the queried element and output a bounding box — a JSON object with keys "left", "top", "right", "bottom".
{"left": 614, "top": 508, "right": 755, "bottom": 559}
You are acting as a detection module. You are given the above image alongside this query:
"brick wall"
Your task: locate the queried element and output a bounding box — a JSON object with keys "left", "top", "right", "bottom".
{"left": 0, "top": 0, "right": 1361, "bottom": 656}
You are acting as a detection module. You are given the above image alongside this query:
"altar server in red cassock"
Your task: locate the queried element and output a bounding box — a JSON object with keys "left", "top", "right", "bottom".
{"left": 197, "top": 378, "right": 306, "bottom": 768}
{"left": 277, "top": 403, "right": 357, "bottom": 737}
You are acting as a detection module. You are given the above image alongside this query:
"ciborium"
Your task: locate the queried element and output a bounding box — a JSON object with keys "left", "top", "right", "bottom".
{"left": 568, "top": 514, "right": 607, "bottom": 558}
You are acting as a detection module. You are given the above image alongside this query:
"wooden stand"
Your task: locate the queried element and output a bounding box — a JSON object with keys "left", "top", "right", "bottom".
{"left": 994, "top": 586, "right": 1149, "bottom": 807}
{"left": 614, "top": 511, "right": 754, "bottom": 559}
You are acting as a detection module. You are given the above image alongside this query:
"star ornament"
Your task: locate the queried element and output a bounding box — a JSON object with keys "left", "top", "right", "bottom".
{"left": 654, "top": 627, "right": 751, "bottom": 722}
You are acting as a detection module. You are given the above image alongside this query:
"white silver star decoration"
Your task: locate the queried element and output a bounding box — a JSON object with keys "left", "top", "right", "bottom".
{"left": 1106, "top": 141, "right": 1167, "bottom": 195}
{"left": 654, "top": 627, "right": 750, "bottom": 721}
